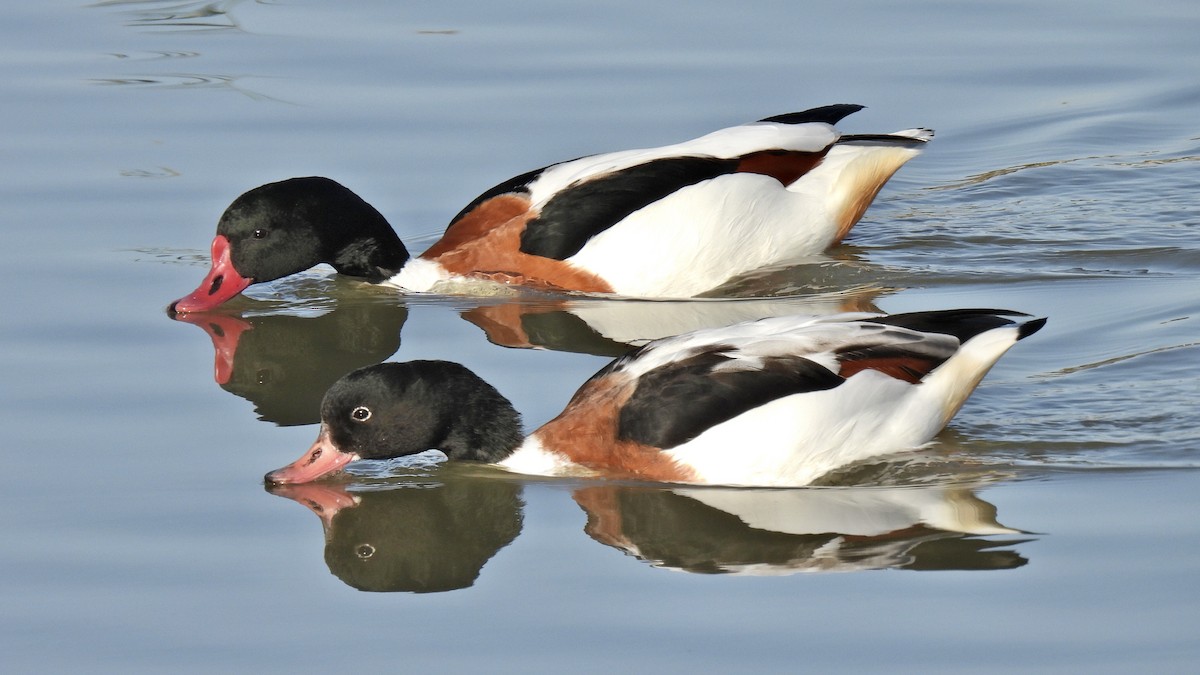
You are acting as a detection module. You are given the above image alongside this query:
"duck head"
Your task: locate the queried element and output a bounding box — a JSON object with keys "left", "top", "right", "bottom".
{"left": 264, "top": 360, "right": 524, "bottom": 484}
{"left": 170, "top": 177, "right": 410, "bottom": 313}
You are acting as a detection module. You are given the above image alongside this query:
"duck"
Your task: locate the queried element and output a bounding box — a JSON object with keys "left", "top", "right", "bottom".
{"left": 264, "top": 309, "right": 1045, "bottom": 487}
{"left": 171, "top": 104, "right": 931, "bottom": 313}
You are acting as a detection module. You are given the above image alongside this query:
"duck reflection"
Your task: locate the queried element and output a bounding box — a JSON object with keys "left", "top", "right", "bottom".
{"left": 573, "top": 483, "right": 1029, "bottom": 574}
{"left": 268, "top": 467, "right": 1027, "bottom": 593}
{"left": 172, "top": 299, "right": 406, "bottom": 425}
{"left": 462, "top": 281, "right": 885, "bottom": 355}
{"left": 267, "top": 473, "right": 523, "bottom": 593}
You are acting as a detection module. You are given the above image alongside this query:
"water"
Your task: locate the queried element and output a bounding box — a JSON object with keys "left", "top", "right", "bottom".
{"left": 3, "top": 0, "right": 1199, "bottom": 672}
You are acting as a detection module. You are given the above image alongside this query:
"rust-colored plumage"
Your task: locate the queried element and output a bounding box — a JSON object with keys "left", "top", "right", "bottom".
{"left": 422, "top": 194, "right": 614, "bottom": 293}
{"left": 531, "top": 375, "right": 699, "bottom": 482}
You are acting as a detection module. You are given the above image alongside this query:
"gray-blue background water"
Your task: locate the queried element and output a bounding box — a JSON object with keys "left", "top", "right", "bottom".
{"left": 2, "top": 1, "right": 1198, "bottom": 672}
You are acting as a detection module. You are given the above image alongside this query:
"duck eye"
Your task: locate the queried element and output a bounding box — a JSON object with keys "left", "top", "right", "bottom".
{"left": 351, "top": 406, "right": 372, "bottom": 422}
{"left": 355, "top": 543, "right": 375, "bottom": 559}
{"left": 252, "top": 228, "right": 268, "bottom": 239}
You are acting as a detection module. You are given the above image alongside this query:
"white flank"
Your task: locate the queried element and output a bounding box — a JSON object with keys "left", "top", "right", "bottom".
{"left": 662, "top": 371, "right": 921, "bottom": 487}
{"left": 566, "top": 174, "right": 832, "bottom": 297}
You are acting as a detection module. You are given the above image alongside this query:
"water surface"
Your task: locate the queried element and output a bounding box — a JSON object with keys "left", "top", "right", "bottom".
{"left": 2, "top": 0, "right": 1199, "bottom": 672}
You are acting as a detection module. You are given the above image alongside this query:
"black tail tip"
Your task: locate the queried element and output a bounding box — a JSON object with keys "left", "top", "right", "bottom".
{"left": 758, "top": 104, "right": 865, "bottom": 126}
{"left": 1018, "top": 317, "right": 1048, "bottom": 340}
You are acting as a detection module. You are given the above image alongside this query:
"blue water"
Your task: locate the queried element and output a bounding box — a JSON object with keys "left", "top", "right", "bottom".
{"left": 2, "top": 1, "right": 1199, "bottom": 672}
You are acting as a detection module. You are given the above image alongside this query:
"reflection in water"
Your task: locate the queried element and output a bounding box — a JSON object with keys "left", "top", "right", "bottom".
{"left": 462, "top": 283, "right": 885, "bottom": 355}
{"left": 703, "top": 250, "right": 894, "bottom": 299}
{"left": 269, "top": 468, "right": 1028, "bottom": 593}
{"left": 267, "top": 475, "right": 523, "bottom": 593}
{"left": 574, "top": 483, "right": 1029, "bottom": 574}
{"left": 171, "top": 300, "right": 406, "bottom": 425}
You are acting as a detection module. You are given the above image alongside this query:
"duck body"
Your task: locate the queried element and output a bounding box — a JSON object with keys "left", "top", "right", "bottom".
{"left": 172, "top": 105, "right": 930, "bottom": 312}
{"left": 265, "top": 309, "right": 1045, "bottom": 487}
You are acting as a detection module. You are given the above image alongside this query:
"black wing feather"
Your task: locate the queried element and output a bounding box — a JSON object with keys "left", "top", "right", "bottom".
{"left": 520, "top": 156, "right": 738, "bottom": 260}
{"left": 617, "top": 350, "right": 844, "bottom": 450}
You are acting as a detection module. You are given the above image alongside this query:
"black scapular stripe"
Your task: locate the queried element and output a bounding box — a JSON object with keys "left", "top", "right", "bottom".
{"left": 617, "top": 350, "right": 844, "bottom": 450}
{"left": 444, "top": 165, "right": 545, "bottom": 229}
{"left": 520, "top": 156, "right": 739, "bottom": 260}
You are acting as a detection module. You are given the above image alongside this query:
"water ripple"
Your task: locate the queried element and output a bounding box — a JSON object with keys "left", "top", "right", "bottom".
{"left": 89, "top": 72, "right": 286, "bottom": 102}
{"left": 927, "top": 157, "right": 1094, "bottom": 191}
{"left": 89, "top": 0, "right": 265, "bottom": 33}
{"left": 120, "top": 166, "right": 182, "bottom": 179}
{"left": 107, "top": 50, "right": 201, "bottom": 60}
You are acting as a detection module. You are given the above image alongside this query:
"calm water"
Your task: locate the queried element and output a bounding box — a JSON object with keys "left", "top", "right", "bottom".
{"left": 3, "top": 0, "right": 1199, "bottom": 672}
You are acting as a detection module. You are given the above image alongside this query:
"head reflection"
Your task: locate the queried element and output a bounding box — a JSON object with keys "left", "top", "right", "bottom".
{"left": 267, "top": 473, "right": 523, "bottom": 593}
{"left": 172, "top": 299, "right": 406, "bottom": 425}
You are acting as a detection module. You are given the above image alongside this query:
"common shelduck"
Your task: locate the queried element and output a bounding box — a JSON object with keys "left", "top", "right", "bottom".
{"left": 264, "top": 309, "right": 1044, "bottom": 487}
{"left": 172, "top": 104, "right": 931, "bottom": 312}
